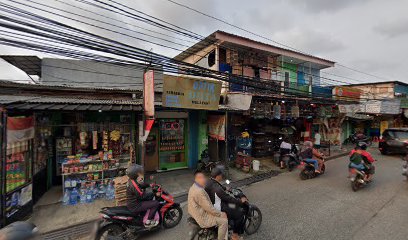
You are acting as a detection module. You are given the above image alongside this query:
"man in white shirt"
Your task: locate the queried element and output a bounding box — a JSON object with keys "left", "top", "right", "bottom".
{"left": 314, "top": 131, "right": 321, "bottom": 149}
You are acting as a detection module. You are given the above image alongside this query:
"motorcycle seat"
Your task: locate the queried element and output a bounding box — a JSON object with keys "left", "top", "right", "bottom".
{"left": 103, "top": 206, "right": 135, "bottom": 216}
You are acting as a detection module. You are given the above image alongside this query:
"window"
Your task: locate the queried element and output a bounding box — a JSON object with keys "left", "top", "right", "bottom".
{"left": 208, "top": 50, "right": 216, "bottom": 67}
{"left": 219, "top": 48, "right": 227, "bottom": 64}
{"left": 254, "top": 67, "right": 260, "bottom": 80}
{"left": 284, "top": 72, "right": 290, "bottom": 87}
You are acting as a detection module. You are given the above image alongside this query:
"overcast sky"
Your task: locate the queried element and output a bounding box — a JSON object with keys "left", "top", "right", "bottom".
{"left": 1, "top": 0, "right": 407, "bottom": 84}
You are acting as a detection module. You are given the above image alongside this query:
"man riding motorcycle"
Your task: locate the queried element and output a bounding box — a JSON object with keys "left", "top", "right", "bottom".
{"left": 188, "top": 170, "right": 228, "bottom": 240}
{"left": 299, "top": 141, "right": 324, "bottom": 173}
{"left": 205, "top": 166, "right": 247, "bottom": 240}
{"left": 126, "top": 164, "right": 161, "bottom": 227}
{"left": 349, "top": 142, "right": 375, "bottom": 182}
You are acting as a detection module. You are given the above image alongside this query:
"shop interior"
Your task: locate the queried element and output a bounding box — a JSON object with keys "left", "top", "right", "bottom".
{"left": 32, "top": 111, "right": 136, "bottom": 208}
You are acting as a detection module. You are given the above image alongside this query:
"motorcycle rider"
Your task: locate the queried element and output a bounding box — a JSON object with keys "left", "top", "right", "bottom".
{"left": 205, "top": 165, "right": 247, "bottom": 240}
{"left": 126, "top": 164, "right": 160, "bottom": 228}
{"left": 299, "top": 141, "right": 324, "bottom": 173}
{"left": 188, "top": 170, "right": 228, "bottom": 240}
{"left": 349, "top": 142, "right": 375, "bottom": 182}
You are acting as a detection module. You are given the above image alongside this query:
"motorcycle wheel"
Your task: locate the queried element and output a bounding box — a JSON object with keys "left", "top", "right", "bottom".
{"left": 351, "top": 180, "right": 360, "bottom": 192}
{"left": 192, "top": 229, "right": 217, "bottom": 240}
{"left": 244, "top": 205, "right": 262, "bottom": 235}
{"left": 96, "top": 224, "right": 129, "bottom": 240}
{"left": 163, "top": 206, "right": 183, "bottom": 229}
{"left": 300, "top": 170, "right": 308, "bottom": 180}
{"left": 320, "top": 164, "right": 326, "bottom": 174}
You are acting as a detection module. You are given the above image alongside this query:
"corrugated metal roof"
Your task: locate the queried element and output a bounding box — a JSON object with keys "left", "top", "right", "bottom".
{"left": 1, "top": 56, "right": 42, "bottom": 76}
{"left": 0, "top": 94, "right": 143, "bottom": 111}
{"left": 0, "top": 79, "right": 142, "bottom": 93}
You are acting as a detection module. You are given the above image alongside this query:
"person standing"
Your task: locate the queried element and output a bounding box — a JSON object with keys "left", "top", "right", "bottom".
{"left": 188, "top": 170, "right": 228, "bottom": 240}
{"left": 314, "top": 130, "right": 321, "bottom": 149}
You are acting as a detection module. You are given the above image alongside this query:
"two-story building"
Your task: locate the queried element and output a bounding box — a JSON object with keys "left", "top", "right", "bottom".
{"left": 175, "top": 31, "right": 336, "bottom": 157}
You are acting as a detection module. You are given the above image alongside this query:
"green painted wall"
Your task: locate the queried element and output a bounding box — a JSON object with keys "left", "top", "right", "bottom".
{"left": 197, "top": 111, "right": 208, "bottom": 161}
{"left": 282, "top": 62, "right": 297, "bottom": 84}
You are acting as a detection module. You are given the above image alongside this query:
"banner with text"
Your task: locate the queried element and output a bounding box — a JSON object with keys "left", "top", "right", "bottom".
{"left": 163, "top": 75, "right": 222, "bottom": 110}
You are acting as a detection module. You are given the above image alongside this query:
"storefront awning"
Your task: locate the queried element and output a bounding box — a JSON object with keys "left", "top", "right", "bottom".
{"left": 1, "top": 95, "right": 143, "bottom": 111}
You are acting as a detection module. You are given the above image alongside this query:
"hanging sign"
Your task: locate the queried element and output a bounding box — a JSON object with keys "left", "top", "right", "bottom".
{"left": 162, "top": 75, "right": 222, "bottom": 110}
{"left": 144, "top": 70, "right": 155, "bottom": 118}
{"left": 208, "top": 115, "right": 225, "bottom": 140}
{"left": 7, "top": 116, "right": 34, "bottom": 144}
{"left": 332, "top": 87, "right": 361, "bottom": 100}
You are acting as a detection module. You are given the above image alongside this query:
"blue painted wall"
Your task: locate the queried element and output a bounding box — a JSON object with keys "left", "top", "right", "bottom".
{"left": 188, "top": 111, "right": 199, "bottom": 169}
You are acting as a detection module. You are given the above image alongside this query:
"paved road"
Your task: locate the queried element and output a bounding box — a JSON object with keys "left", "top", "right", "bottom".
{"left": 141, "top": 149, "right": 408, "bottom": 240}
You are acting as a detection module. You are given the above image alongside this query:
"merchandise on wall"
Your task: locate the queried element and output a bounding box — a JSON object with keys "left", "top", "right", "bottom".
{"left": 158, "top": 119, "right": 187, "bottom": 170}
{"left": 3, "top": 116, "right": 34, "bottom": 224}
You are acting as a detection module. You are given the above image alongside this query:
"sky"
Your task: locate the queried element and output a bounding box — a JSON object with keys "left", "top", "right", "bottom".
{"left": 1, "top": 0, "right": 408, "bottom": 84}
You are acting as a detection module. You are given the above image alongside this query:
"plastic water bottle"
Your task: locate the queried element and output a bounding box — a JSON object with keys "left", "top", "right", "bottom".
{"left": 70, "top": 188, "right": 79, "bottom": 205}
{"left": 79, "top": 186, "right": 87, "bottom": 204}
{"left": 86, "top": 187, "right": 93, "bottom": 203}
{"left": 98, "top": 183, "right": 106, "bottom": 199}
{"left": 105, "top": 181, "right": 115, "bottom": 200}
{"left": 62, "top": 190, "right": 70, "bottom": 205}
{"left": 91, "top": 183, "right": 98, "bottom": 200}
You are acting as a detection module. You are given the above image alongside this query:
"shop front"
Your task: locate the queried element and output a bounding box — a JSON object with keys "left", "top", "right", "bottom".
{"left": 0, "top": 96, "right": 141, "bottom": 226}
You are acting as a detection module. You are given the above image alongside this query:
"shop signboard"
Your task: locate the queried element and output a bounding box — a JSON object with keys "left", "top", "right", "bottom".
{"left": 361, "top": 100, "right": 401, "bottom": 115}
{"left": 163, "top": 75, "right": 222, "bottom": 110}
{"left": 144, "top": 70, "right": 155, "bottom": 118}
{"left": 338, "top": 104, "right": 361, "bottom": 113}
{"left": 208, "top": 115, "right": 225, "bottom": 140}
{"left": 332, "top": 86, "right": 361, "bottom": 100}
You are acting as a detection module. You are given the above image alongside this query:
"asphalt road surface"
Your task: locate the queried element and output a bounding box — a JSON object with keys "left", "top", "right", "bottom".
{"left": 142, "top": 149, "right": 408, "bottom": 240}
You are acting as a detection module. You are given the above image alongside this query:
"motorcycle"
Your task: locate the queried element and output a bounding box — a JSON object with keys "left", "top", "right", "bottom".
{"left": 299, "top": 157, "right": 326, "bottom": 180}
{"left": 350, "top": 166, "right": 371, "bottom": 192}
{"left": 281, "top": 144, "right": 300, "bottom": 171}
{"left": 93, "top": 180, "right": 183, "bottom": 240}
{"left": 188, "top": 181, "right": 262, "bottom": 240}
{"left": 197, "top": 149, "right": 219, "bottom": 174}
{"left": 348, "top": 133, "right": 372, "bottom": 146}
{"left": 0, "top": 221, "right": 38, "bottom": 240}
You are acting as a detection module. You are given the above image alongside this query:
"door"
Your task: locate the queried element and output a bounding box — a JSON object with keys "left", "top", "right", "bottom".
{"left": 145, "top": 128, "right": 159, "bottom": 172}
{"left": 158, "top": 119, "right": 188, "bottom": 170}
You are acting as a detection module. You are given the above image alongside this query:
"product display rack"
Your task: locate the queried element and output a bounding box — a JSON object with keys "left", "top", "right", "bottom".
{"left": 61, "top": 159, "right": 119, "bottom": 193}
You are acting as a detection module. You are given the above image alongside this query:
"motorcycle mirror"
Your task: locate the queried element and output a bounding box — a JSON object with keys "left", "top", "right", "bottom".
{"left": 225, "top": 180, "right": 231, "bottom": 185}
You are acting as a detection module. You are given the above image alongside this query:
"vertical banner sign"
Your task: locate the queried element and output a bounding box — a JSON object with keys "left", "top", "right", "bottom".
{"left": 144, "top": 70, "right": 155, "bottom": 118}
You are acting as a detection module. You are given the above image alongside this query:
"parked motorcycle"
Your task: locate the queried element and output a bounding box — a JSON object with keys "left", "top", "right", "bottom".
{"left": 188, "top": 181, "right": 262, "bottom": 240}
{"left": 299, "top": 158, "right": 326, "bottom": 180}
{"left": 348, "top": 133, "right": 372, "bottom": 146}
{"left": 93, "top": 181, "right": 183, "bottom": 240}
{"left": 281, "top": 144, "right": 300, "bottom": 171}
{"left": 350, "top": 166, "right": 372, "bottom": 192}
{"left": 197, "top": 149, "right": 219, "bottom": 173}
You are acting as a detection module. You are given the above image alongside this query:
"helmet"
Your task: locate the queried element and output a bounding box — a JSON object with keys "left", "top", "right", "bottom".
{"left": 241, "top": 131, "right": 250, "bottom": 138}
{"left": 357, "top": 142, "right": 368, "bottom": 150}
{"left": 0, "top": 222, "right": 38, "bottom": 240}
{"left": 211, "top": 165, "right": 226, "bottom": 179}
{"left": 127, "top": 164, "right": 144, "bottom": 180}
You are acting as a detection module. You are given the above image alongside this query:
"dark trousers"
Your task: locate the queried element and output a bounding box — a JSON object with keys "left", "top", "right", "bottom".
{"left": 224, "top": 206, "right": 245, "bottom": 234}
{"left": 133, "top": 200, "right": 160, "bottom": 219}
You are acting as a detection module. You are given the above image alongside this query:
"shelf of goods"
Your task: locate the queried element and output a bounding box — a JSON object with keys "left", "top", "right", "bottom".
{"left": 61, "top": 158, "right": 119, "bottom": 194}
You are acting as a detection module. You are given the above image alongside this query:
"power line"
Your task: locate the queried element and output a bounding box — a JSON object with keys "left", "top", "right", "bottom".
{"left": 0, "top": 1, "right": 387, "bottom": 103}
